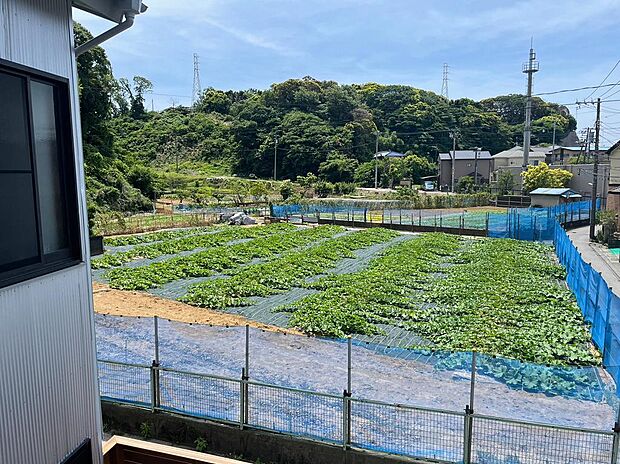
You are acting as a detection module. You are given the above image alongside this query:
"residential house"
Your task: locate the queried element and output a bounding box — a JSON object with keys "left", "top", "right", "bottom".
{"left": 546, "top": 146, "right": 609, "bottom": 165}
{"left": 437, "top": 150, "right": 492, "bottom": 190}
{"left": 0, "top": 1, "right": 146, "bottom": 463}
{"left": 492, "top": 146, "right": 547, "bottom": 169}
{"left": 529, "top": 188, "right": 582, "bottom": 207}
{"left": 374, "top": 150, "right": 406, "bottom": 159}
{"left": 606, "top": 141, "right": 620, "bottom": 225}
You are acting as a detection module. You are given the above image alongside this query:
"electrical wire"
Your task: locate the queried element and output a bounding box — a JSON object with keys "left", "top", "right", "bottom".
{"left": 535, "top": 81, "right": 620, "bottom": 97}
{"left": 584, "top": 60, "right": 620, "bottom": 100}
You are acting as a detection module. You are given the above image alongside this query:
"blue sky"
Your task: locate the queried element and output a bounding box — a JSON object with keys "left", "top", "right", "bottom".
{"left": 73, "top": 0, "right": 620, "bottom": 145}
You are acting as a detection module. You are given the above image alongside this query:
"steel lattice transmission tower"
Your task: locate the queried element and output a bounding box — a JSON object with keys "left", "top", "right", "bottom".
{"left": 441, "top": 63, "right": 449, "bottom": 99}
{"left": 522, "top": 42, "right": 539, "bottom": 170}
{"left": 192, "top": 53, "right": 201, "bottom": 105}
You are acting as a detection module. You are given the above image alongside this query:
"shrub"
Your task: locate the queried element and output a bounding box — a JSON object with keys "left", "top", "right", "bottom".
{"left": 314, "top": 181, "right": 335, "bottom": 198}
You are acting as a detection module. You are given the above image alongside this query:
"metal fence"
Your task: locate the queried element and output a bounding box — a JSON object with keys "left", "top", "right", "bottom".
{"left": 97, "top": 344, "right": 620, "bottom": 464}
{"left": 271, "top": 200, "right": 597, "bottom": 241}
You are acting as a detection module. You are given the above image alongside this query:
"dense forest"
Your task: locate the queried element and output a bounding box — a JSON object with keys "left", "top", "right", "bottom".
{"left": 75, "top": 24, "right": 576, "bottom": 215}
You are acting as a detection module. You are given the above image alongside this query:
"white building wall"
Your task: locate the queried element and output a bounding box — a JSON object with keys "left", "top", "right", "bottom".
{"left": 0, "top": 0, "right": 102, "bottom": 462}
{"left": 610, "top": 147, "right": 620, "bottom": 185}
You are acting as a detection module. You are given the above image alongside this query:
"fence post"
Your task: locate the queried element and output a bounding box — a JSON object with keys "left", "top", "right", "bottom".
{"left": 611, "top": 407, "right": 620, "bottom": 464}
{"left": 485, "top": 212, "right": 489, "bottom": 236}
{"left": 244, "top": 325, "right": 250, "bottom": 426}
{"left": 343, "top": 337, "right": 352, "bottom": 449}
{"left": 154, "top": 316, "right": 160, "bottom": 365}
{"left": 463, "top": 351, "right": 477, "bottom": 464}
{"left": 150, "top": 316, "right": 161, "bottom": 411}
{"left": 240, "top": 367, "right": 247, "bottom": 429}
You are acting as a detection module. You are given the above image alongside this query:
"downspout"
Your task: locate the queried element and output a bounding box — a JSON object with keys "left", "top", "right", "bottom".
{"left": 75, "top": 12, "right": 136, "bottom": 56}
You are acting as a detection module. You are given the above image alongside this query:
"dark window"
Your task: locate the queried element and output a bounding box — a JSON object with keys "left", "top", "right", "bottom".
{"left": 61, "top": 439, "right": 92, "bottom": 464}
{"left": 0, "top": 60, "right": 81, "bottom": 288}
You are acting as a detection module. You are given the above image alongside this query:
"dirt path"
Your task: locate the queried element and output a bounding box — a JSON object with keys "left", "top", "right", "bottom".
{"left": 92, "top": 282, "right": 298, "bottom": 334}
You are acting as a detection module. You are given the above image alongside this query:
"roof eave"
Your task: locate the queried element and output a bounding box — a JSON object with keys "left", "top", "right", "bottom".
{"left": 72, "top": 0, "right": 147, "bottom": 23}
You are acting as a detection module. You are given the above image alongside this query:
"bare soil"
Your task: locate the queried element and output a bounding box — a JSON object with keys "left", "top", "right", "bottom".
{"left": 92, "top": 282, "right": 297, "bottom": 334}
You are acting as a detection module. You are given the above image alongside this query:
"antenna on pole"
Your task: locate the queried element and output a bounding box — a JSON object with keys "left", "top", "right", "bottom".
{"left": 192, "top": 53, "right": 201, "bottom": 106}
{"left": 521, "top": 42, "right": 539, "bottom": 170}
{"left": 441, "top": 63, "right": 449, "bottom": 99}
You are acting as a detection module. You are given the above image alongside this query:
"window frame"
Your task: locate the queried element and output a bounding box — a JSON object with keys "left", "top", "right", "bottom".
{"left": 0, "top": 59, "right": 82, "bottom": 289}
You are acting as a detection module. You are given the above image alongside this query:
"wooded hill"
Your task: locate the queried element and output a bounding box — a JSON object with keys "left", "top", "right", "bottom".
{"left": 75, "top": 24, "right": 576, "bottom": 214}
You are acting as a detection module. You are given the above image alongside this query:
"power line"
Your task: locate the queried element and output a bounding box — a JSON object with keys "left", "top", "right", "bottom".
{"left": 584, "top": 60, "right": 620, "bottom": 100}
{"left": 535, "top": 82, "right": 620, "bottom": 96}
{"left": 598, "top": 78, "right": 620, "bottom": 99}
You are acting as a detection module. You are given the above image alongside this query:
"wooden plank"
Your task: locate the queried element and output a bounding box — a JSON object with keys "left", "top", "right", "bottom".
{"left": 103, "top": 436, "right": 250, "bottom": 464}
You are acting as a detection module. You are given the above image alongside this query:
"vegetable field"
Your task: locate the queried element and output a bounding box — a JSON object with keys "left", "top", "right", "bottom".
{"left": 93, "top": 223, "right": 599, "bottom": 370}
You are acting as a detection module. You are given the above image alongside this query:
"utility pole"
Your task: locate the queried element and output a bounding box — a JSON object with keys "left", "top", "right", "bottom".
{"left": 522, "top": 42, "right": 539, "bottom": 170}
{"left": 273, "top": 137, "right": 278, "bottom": 181}
{"left": 473, "top": 147, "right": 480, "bottom": 187}
{"left": 590, "top": 99, "right": 602, "bottom": 240}
{"left": 374, "top": 131, "right": 380, "bottom": 189}
{"left": 449, "top": 131, "right": 457, "bottom": 192}
{"left": 551, "top": 120, "right": 556, "bottom": 160}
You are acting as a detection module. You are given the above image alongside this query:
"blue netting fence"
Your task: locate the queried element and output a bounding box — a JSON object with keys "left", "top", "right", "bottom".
{"left": 489, "top": 200, "right": 595, "bottom": 241}
{"left": 554, "top": 221, "right": 620, "bottom": 393}
{"left": 271, "top": 200, "right": 597, "bottom": 239}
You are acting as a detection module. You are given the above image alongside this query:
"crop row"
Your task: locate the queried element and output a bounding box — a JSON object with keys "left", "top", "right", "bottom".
{"left": 416, "top": 238, "right": 598, "bottom": 366}
{"left": 105, "top": 225, "right": 344, "bottom": 290}
{"left": 103, "top": 225, "right": 222, "bottom": 247}
{"left": 180, "top": 227, "right": 400, "bottom": 309}
{"left": 93, "top": 223, "right": 295, "bottom": 269}
{"left": 277, "top": 233, "right": 461, "bottom": 338}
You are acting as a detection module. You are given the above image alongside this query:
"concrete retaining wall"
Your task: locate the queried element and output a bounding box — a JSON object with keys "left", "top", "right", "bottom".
{"left": 102, "top": 402, "right": 428, "bottom": 464}
{"left": 316, "top": 217, "right": 487, "bottom": 237}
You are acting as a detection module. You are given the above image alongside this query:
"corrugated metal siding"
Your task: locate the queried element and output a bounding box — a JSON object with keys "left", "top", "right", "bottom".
{"left": 0, "top": 266, "right": 102, "bottom": 464}
{"left": 0, "top": 0, "right": 73, "bottom": 77}
{"left": 0, "top": 1, "right": 102, "bottom": 463}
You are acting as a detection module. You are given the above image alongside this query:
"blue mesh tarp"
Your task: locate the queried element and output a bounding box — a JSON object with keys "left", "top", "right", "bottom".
{"left": 486, "top": 200, "right": 596, "bottom": 241}
{"left": 554, "top": 222, "right": 619, "bottom": 393}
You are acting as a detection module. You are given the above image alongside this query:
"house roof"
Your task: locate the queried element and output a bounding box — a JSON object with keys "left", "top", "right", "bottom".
{"left": 492, "top": 146, "right": 547, "bottom": 158}
{"left": 438, "top": 150, "right": 492, "bottom": 161}
{"left": 374, "top": 150, "right": 406, "bottom": 159}
{"left": 72, "top": 0, "right": 148, "bottom": 23}
{"left": 530, "top": 188, "right": 581, "bottom": 197}
{"left": 607, "top": 140, "right": 620, "bottom": 155}
{"left": 560, "top": 131, "right": 581, "bottom": 147}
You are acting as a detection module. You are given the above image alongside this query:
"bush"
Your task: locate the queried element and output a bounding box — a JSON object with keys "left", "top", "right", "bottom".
{"left": 280, "top": 181, "right": 293, "bottom": 200}
{"left": 314, "top": 181, "right": 335, "bottom": 198}
{"left": 456, "top": 176, "right": 475, "bottom": 194}
{"left": 333, "top": 182, "right": 356, "bottom": 195}
{"left": 596, "top": 210, "right": 617, "bottom": 245}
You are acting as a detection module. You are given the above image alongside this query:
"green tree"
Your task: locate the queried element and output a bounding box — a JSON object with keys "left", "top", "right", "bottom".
{"left": 457, "top": 176, "right": 475, "bottom": 193}
{"left": 318, "top": 152, "right": 359, "bottom": 183}
{"left": 118, "top": 76, "right": 153, "bottom": 119}
{"left": 280, "top": 181, "right": 293, "bottom": 200}
{"left": 521, "top": 162, "right": 572, "bottom": 192}
{"left": 195, "top": 88, "right": 232, "bottom": 114}
{"left": 496, "top": 170, "right": 515, "bottom": 195}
